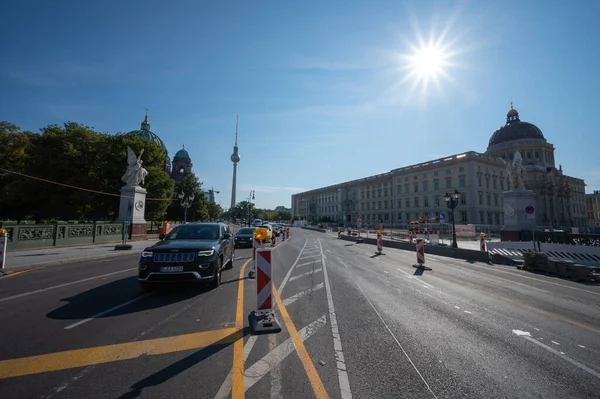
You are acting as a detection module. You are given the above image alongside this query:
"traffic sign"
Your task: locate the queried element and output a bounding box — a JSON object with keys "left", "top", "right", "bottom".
{"left": 438, "top": 212, "right": 446, "bottom": 221}
{"left": 525, "top": 205, "right": 535, "bottom": 214}
{"left": 356, "top": 216, "right": 363, "bottom": 223}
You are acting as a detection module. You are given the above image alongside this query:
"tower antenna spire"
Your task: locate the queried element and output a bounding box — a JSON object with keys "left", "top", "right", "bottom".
{"left": 235, "top": 114, "right": 239, "bottom": 146}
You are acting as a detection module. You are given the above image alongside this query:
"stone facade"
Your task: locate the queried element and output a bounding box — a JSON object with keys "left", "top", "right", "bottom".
{"left": 587, "top": 191, "right": 600, "bottom": 227}
{"left": 292, "top": 106, "right": 587, "bottom": 229}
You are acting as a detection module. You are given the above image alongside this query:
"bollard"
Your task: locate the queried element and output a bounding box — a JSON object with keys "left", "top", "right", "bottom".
{"left": 249, "top": 248, "right": 282, "bottom": 334}
{"left": 409, "top": 232, "right": 414, "bottom": 243}
{"left": 249, "top": 236, "right": 262, "bottom": 279}
{"left": 480, "top": 233, "right": 487, "bottom": 252}
{"left": 338, "top": 227, "right": 341, "bottom": 239}
{"left": 376, "top": 230, "right": 383, "bottom": 254}
{"left": 286, "top": 226, "right": 290, "bottom": 240}
{"left": 0, "top": 228, "right": 7, "bottom": 270}
{"left": 413, "top": 238, "right": 432, "bottom": 270}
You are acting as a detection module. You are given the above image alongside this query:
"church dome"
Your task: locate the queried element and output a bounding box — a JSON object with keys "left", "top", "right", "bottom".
{"left": 127, "top": 110, "right": 169, "bottom": 156}
{"left": 488, "top": 105, "right": 545, "bottom": 148}
{"left": 174, "top": 147, "right": 191, "bottom": 160}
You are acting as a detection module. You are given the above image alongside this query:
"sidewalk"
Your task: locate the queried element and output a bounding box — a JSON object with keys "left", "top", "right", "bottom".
{"left": 1, "top": 239, "right": 159, "bottom": 275}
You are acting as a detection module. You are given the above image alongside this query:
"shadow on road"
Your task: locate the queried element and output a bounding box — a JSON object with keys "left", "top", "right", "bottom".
{"left": 46, "top": 276, "right": 205, "bottom": 321}
{"left": 413, "top": 268, "right": 425, "bottom": 276}
{"left": 117, "top": 326, "right": 252, "bottom": 398}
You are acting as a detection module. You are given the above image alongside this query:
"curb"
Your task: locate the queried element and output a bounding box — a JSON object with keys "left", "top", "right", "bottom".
{"left": 1, "top": 250, "right": 142, "bottom": 276}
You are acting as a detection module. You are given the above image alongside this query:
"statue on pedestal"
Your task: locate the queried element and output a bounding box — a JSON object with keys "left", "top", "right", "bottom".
{"left": 121, "top": 147, "right": 149, "bottom": 188}
{"left": 499, "top": 151, "right": 528, "bottom": 191}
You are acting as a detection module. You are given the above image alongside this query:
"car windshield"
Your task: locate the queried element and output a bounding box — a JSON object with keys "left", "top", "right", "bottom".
{"left": 165, "top": 225, "right": 220, "bottom": 240}
{"left": 238, "top": 228, "right": 256, "bottom": 234}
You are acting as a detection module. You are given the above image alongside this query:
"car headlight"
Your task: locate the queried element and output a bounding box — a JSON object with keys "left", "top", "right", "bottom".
{"left": 198, "top": 249, "right": 215, "bottom": 257}
{"left": 141, "top": 251, "right": 153, "bottom": 258}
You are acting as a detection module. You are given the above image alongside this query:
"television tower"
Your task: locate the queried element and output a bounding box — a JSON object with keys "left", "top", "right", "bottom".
{"left": 230, "top": 115, "right": 241, "bottom": 209}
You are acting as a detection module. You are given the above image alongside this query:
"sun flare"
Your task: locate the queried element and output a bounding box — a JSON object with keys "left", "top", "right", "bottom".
{"left": 409, "top": 45, "right": 447, "bottom": 79}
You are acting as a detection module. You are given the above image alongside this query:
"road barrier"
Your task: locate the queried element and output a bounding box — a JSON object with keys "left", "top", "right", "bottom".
{"left": 377, "top": 230, "right": 383, "bottom": 254}
{"left": 338, "top": 227, "right": 342, "bottom": 239}
{"left": 416, "top": 239, "right": 425, "bottom": 264}
{"left": 249, "top": 236, "right": 262, "bottom": 279}
{"left": 249, "top": 248, "right": 282, "bottom": 334}
{"left": 480, "top": 233, "right": 487, "bottom": 252}
{"left": 272, "top": 229, "right": 276, "bottom": 246}
{"left": 409, "top": 232, "right": 414, "bottom": 243}
{"left": 0, "top": 229, "right": 7, "bottom": 270}
{"left": 286, "top": 227, "right": 290, "bottom": 239}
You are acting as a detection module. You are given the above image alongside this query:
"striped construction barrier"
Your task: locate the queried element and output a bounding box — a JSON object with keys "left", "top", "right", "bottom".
{"left": 249, "top": 248, "right": 282, "bottom": 334}
{"left": 416, "top": 239, "right": 425, "bottom": 265}
{"left": 249, "top": 236, "right": 262, "bottom": 279}
{"left": 377, "top": 231, "right": 383, "bottom": 254}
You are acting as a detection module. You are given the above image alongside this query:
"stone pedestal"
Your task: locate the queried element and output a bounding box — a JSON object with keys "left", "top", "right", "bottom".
{"left": 116, "top": 186, "right": 148, "bottom": 240}
{"left": 501, "top": 189, "right": 536, "bottom": 241}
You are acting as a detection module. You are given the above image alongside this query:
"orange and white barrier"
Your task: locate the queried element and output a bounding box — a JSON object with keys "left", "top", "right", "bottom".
{"left": 480, "top": 236, "right": 487, "bottom": 252}
{"left": 250, "top": 236, "right": 262, "bottom": 278}
{"left": 256, "top": 248, "right": 273, "bottom": 311}
{"left": 250, "top": 248, "right": 282, "bottom": 334}
{"left": 416, "top": 238, "right": 425, "bottom": 265}
{"left": 377, "top": 231, "right": 383, "bottom": 253}
{"left": 286, "top": 227, "right": 290, "bottom": 239}
{"left": 0, "top": 230, "right": 7, "bottom": 270}
{"left": 409, "top": 232, "right": 414, "bottom": 243}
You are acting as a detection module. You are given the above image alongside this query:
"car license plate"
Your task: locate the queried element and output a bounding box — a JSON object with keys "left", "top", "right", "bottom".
{"left": 160, "top": 266, "right": 184, "bottom": 273}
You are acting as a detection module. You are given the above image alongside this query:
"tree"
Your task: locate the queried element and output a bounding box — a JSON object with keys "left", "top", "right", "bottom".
{"left": 207, "top": 202, "right": 224, "bottom": 221}
{"left": 167, "top": 173, "right": 209, "bottom": 222}
{"left": 277, "top": 210, "right": 292, "bottom": 221}
{"left": 225, "top": 201, "right": 255, "bottom": 223}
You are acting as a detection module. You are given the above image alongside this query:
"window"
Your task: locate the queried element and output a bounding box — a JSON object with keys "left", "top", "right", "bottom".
{"left": 361, "top": 191, "right": 364, "bottom": 200}
{"left": 397, "top": 199, "right": 402, "bottom": 208}
{"left": 478, "top": 176, "right": 482, "bottom": 187}
{"left": 424, "top": 212, "right": 429, "bottom": 217}
{"left": 500, "top": 179, "right": 505, "bottom": 190}
{"left": 479, "top": 211, "right": 485, "bottom": 224}
{"left": 384, "top": 200, "right": 388, "bottom": 210}
{"left": 378, "top": 201, "right": 382, "bottom": 210}
{"left": 384, "top": 188, "right": 388, "bottom": 197}
{"left": 405, "top": 199, "right": 410, "bottom": 208}
{"left": 397, "top": 213, "right": 402, "bottom": 221}
{"left": 414, "top": 197, "right": 419, "bottom": 207}
{"left": 423, "top": 181, "right": 428, "bottom": 191}
{"left": 494, "top": 193, "right": 499, "bottom": 206}
{"left": 405, "top": 184, "right": 409, "bottom": 194}
{"left": 367, "top": 202, "right": 371, "bottom": 211}
{"left": 461, "top": 211, "right": 468, "bottom": 224}
{"left": 434, "top": 171, "right": 439, "bottom": 177}
{"left": 446, "top": 178, "right": 452, "bottom": 189}
{"left": 478, "top": 192, "right": 483, "bottom": 205}
{"left": 414, "top": 183, "right": 419, "bottom": 193}
{"left": 495, "top": 212, "right": 500, "bottom": 225}
{"left": 486, "top": 177, "right": 490, "bottom": 189}
{"left": 527, "top": 151, "right": 532, "bottom": 159}
{"left": 460, "top": 196, "right": 466, "bottom": 205}
{"left": 459, "top": 166, "right": 465, "bottom": 172}
{"left": 378, "top": 189, "right": 382, "bottom": 198}
{"left": 487, "top": 212, "right": 493, "bottom": 225}
{"left": 493, "top": 178, "right": 497, "bottom": 189}
{"left": 446, "top": 169, "right": 451, "bottom": 175}
{"left": 367, "top": 191, "right": 370, "bottom": 199}
{"left": 424, "top": 196, "right": 429, "bottom": 207}
{"left": 397, "top": 185, "right": 401, "bottom": 194}
{"left": 406, "top": 212, "right": 410, "bottom": 221}
{"left": 535, "top": 150, "right": 540, "bottom": 158}
{"left": 384, "top": 213, "right": 389, "bottom": 221}
{"left": 486, "top": 193, "right": 491, "bottom": 206}
{"left": 414, "top": 175, "right": 418, "bottom": 180}
{"left": 434, "top": 179, "right": 439, "bottom": 190}
{"left": 459, "top": 175, "right": 466, "bottom": 187}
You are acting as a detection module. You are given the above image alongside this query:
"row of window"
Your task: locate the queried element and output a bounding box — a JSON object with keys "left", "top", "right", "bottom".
{"left": 313, "top": 210, "right": 504, "bottom": 225}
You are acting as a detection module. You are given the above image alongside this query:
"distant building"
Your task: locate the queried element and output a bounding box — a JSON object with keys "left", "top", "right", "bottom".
{"left": 275, "top": 206, "right": 291, "bottom": 212}
{"left": 291, "top": 105, "right": 587, "bottom": 229}
{"left": 587, "top": 191, "right": 600, "bottom": 227}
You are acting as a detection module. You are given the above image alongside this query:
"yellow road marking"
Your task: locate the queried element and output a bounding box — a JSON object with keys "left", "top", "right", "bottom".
{"left": 273, "top": 287, "right": 330, "bottom": 399}
{"left": 232, "top": 258, "right": 251, "bottom": 399}
{"left": 0, "top": 327, "right": 236, "bottom": 379}
{"left": 0, "top": 267, "right": 44, "bottom": 279}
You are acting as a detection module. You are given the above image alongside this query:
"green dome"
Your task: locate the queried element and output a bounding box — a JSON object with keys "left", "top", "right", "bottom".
{"left": 127, "top": 112, "right": 169, "bottom": 156}
{"left": 174, "top": 148, "right": 190, "bottom": 160}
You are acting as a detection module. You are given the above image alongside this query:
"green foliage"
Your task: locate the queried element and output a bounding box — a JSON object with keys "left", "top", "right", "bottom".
{"left": 208, "top": 202, "right": 224, "bottom": 221}
{"left": 167, "top": 173, "right": 209, "bottom": 222}
{"left": 0, "top": 121, "right": 174, "bottom": 222}
{"left": 223, "top": 202, "right": 291, "bottom": 224}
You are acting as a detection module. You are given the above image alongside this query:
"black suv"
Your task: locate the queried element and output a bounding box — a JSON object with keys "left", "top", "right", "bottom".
{"left": 138, "top": 222, "right": 235, "bottom": 291}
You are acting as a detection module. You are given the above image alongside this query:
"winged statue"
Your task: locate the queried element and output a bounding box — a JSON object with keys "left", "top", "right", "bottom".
{"left": 498, "top": 151, "right": 527, "bottom": 190}
{"left": 121, "top": 146, "right": 149, "bottom": 187}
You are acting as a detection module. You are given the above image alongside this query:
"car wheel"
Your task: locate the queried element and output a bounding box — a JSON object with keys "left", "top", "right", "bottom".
{"left": 139, "top": 281, "right": 154, "bottom": 292}
{"left": 226, "top": 251, "right": 234, "bottom": 269}
{"left": 209, "top": 258, "right": 222, "bottom": 289}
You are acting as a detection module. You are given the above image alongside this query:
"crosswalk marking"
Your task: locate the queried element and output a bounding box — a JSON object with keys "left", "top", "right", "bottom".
{"left": 288, "top": 268, "right": 323, "bottom": 283}
{"left": 283, "top": 283, "right": 324, "bottom": 306}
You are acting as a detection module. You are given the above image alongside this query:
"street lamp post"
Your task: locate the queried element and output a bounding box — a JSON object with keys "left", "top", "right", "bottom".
{"left": 444, "top": 190, "right": 461, "bottom": 249}
{"left": 178, "top": 191, "right": 195, "bottom": 223}
{"left": 247, "top": 190, "right": 255, "bottom": 226}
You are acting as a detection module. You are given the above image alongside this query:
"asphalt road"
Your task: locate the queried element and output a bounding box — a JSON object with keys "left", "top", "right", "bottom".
{"left": 1, "top": 228, "right": 599, "bottom": 398}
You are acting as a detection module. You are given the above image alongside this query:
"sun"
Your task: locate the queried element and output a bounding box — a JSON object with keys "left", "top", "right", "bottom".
{"left": 408, "top": 44, "right": 447, "bottom": 80}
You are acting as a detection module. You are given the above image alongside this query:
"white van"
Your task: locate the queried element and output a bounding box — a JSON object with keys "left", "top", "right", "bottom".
{"left": 252, "top": 219, "right": 263, "bottom": 227}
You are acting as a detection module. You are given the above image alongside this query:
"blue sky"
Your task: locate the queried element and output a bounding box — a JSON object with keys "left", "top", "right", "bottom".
{"left": 2, "top": 0, "right": 599, "bottom": 210}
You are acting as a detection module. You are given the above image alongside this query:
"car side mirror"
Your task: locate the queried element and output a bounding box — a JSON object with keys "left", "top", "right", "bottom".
{"left": 158, "top": 233, "right": 165, "bottom": 240}
{"left": 223, "top": 233, "right": 231, "bottom": 239}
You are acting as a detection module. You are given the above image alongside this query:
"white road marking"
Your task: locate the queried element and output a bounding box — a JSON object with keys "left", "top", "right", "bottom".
{"left": 383, "top": 270, "right": 389, "bottom": 274}
{"left": 299, "top": 255, "right": 320, "bottom": 260}
{"left": 287, "top": 268, "right": 323, "bottom": 283}
{"left": 454, "top": 306, "right": 461, "bottom": 309}
{"left": 463, "top": 311, "right": 472, "bottom": 314}
{"left": 64, "top": 292, "right": 154, "bottom": 329}
{"left": 578, "top": 345, "right": 586, "bottom": 349}
{"left": 213, "top": 336, "right": 258, "bottom": 399}
{"left": 534, "top": 327, "right": 540, "bottom": 331}
{"left": 244, "top": 315, "right": 328, "bottom": 392}
{"left": 283, "top": 283, "right": 324, "bottom": 306}
{"left": 551, "top": 341, "right": 560, "bottom": 346}
{"left": 513, "top": 331, "right": 600, "bottom": 380}
{"left": 318, "top": 238, "right": 353, "bottom": 399}
{"left": 356, "top": 282, "right": 439, "bottom": 399}
{"left": 396, "top": 268, "right": 435, "bottom": 289}
{"left": 0, "top": 268, "right": 137, "bottom": 303}
{"left": 269, "top": 333, "right": 282, "bottom": 399}
{"left": 296, "top": 260, "right": 322, "bottom": 268}
{"left": 278, "top": 237, "right": 309, "bottom": 293}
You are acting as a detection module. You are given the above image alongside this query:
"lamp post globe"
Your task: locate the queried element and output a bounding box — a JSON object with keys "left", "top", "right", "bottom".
{"left": 444, "top": 190, "right": 461, "bottom": 249}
